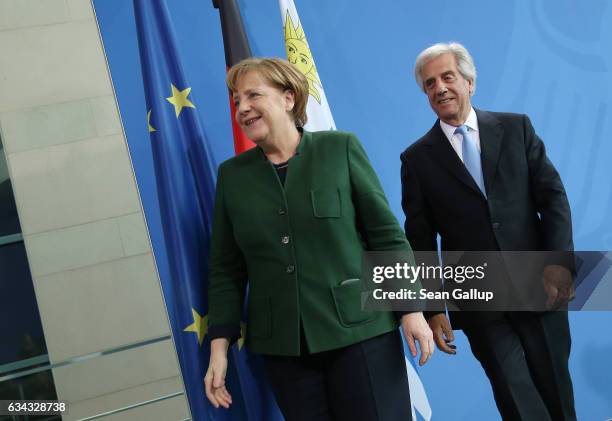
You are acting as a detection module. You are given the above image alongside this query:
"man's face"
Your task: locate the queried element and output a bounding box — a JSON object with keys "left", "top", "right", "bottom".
{"left": 420, "top": 53, "right": 473, "bottom": 126}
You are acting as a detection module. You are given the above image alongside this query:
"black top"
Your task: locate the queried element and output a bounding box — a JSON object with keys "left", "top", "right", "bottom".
{"left": 273, "top": 161, "right": 289, "bottom": 185}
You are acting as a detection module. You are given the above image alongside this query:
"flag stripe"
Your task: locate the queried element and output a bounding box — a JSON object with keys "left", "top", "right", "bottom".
{"left": 213, "top": 0, "right": 252, "bottom": 65}
{"left": 228, "top": 92, "right": 255, "bottom": 154}
{"left": 214, "top": 0, "right": 255, "bottom": 154}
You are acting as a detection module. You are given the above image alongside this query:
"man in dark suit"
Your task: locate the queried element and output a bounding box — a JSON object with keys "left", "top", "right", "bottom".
{"left": 401, "top": 42, "right": 576, "bottom": 420}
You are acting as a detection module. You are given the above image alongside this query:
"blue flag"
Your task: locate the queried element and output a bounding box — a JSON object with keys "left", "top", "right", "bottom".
{"left": 133, "top": 1, "right": 266, "bottom": 419}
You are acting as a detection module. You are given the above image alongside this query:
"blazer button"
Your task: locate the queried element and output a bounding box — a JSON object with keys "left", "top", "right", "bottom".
{"left": 286, "top": 265, "right": 295, "bottom": 274}
{"left": 281, "top": 235, "right": 290, "bottom": 244}
{"left": 278, "top": 207, "right": 286, "bottom": 215}
{"left": 492, "top": 222, "right": 501, "bottom": 230}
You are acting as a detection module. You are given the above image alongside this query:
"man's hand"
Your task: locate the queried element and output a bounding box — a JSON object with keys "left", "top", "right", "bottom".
{"left": 204, "top": 338, "right": 232, "bottom": 409}
{"left": 428, "top": 313, "right": 456, "bottom": 355}
{"left": 401, "top": 312, "right": 435, "bottom": 366}
{"left": 542, "top": 264, "right": 575, "bottom": 310}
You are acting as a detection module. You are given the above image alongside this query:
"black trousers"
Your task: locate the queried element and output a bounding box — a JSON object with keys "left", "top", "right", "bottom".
{"left": 262, "top": 330, "right": 412, "bottom": 421}
{"left": 463, "top": 311, "right": 576, "bottom": 421}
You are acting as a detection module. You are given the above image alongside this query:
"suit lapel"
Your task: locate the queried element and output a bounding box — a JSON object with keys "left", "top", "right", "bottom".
{"left": 425, "top": 121, "right": 483, "bottom": 196}
{"left": 476, "top": 109, "right": 504, "bottom": 193}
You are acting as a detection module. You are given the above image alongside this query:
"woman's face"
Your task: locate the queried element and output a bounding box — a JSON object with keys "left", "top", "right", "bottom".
{"left": 232, "top": 70, "right": 295, "bottom": 145}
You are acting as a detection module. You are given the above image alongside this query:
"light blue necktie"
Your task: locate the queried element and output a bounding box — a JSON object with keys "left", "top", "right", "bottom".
{"left": 456, "top": 125, "right": 486, "bottom": 197}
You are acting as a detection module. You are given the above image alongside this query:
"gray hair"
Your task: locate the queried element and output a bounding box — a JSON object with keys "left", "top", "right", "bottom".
{"left": 414, "top": 42, "right": 477, "bottom": 95}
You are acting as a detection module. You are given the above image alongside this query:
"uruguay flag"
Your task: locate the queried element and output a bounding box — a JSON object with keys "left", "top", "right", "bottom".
{"left": 277, "top": 2, "right": 432, "bottom": 419}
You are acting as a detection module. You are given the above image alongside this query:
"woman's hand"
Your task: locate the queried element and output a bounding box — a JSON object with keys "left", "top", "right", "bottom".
{"left": 400, "top": 312, "right": 435, "bottom": 366}
{"left": 204, "top": 338, "right": 232, "bottom": 408}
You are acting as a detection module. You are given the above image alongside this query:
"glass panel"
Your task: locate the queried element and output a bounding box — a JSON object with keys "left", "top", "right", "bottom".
{"left": 0, "top": 243, "right": 48, "bottom": 368}
{"left": 0, "top": 133, "right": 59, "bottom": 417}
{"left": 0, "top": 137, "right": 22, "bottom": 238}
{"left": 0, "top": 369, "right": 60, "bottom": 421}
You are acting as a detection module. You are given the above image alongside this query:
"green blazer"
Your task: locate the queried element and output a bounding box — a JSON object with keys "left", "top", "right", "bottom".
{"left": 208, "top": 130, "right": 414, "bottom": 356}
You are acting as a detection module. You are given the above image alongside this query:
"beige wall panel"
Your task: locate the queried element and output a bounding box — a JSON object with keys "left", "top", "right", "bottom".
{"left": 0, "top": 0, "right": 69, "bottom": 31}
{"left": 25, "top": 218, "right": 125, "bottom": 278}
{"left": 52, "top": 339, "right": 179, "bottom": 403}
{"left": 0, "top": 99, "right": 97, "bottom": 154}
{"left": 34, "top": 253, "right": 170, "bottom": 361}
{"left": 90, "top": 95, "right": 123, "bottom": 137}
{"left": 0, "top": 20, "right": 111, "bottom": 113}
{"left": 99, "top": 394, "right": 189, "bottom": 421}
{"left": 66, "top": 0, "right": 95, "bottom": 21}
{"left": 117, "top": 213, "right": 150, "bottom": 256}
{"left": 7, "top": 134, "right": 140, "bottom": 235}
{"left": 62, "top": 376, "right": 186, "bottom": 421}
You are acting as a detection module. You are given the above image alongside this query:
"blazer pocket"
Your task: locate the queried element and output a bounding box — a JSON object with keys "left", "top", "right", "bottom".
{"left": 331, "top": 280, "right": 376, "bottom": 327}
{"left": 311, "top": 188, "right": 342, "bottom": 218}
{"left": 247, "top": 297, "right": 272, "bottom": 338}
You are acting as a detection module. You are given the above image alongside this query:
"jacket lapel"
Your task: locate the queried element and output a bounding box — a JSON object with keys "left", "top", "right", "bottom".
{"left": 283, "top": 130, "right": 310, "bottom": 191}
{"left": 476, "top": 109, "right": 504, "bottom": 193}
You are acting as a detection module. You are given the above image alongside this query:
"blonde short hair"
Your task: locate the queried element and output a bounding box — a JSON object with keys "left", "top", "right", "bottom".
{"left": 227, "top": 57, "right": 309, "bottom": 127}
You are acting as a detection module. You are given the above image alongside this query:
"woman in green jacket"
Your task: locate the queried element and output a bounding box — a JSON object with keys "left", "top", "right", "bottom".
{"left": 204, "top": 57, "right": 433, "bottom": 421}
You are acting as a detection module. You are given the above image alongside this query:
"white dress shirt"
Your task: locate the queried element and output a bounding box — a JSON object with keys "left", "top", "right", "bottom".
{"left": 439, "top": 107, "right": 481, "bottom": 163}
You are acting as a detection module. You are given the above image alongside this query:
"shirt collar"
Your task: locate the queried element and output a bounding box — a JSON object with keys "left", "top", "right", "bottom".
{"left": 256, "top": 127, "right": 309, "bottom": 161}
{"left": 439, "top": 107, "right": 478, "bottom": 141}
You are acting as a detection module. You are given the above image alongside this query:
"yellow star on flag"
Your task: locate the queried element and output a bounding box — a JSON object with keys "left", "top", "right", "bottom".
{"left": 166, "top": 84, "right": 195, "bottom": 118}
{"left": 147, "top": 109, "right": 156, "bottom": 132}
{"left": 184, "top": 308, "right": 208, "bottom": 346}
{"left": 238, "top": 322, "right": 247, "bottom": 350}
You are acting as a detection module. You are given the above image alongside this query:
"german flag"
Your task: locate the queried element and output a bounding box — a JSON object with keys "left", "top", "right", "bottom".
{"left": 213, "top": 0, "right": 255, "bottom": 154}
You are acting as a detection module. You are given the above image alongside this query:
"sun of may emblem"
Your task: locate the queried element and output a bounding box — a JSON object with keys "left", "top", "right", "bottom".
{"left": 284, "top": 11, "right": 322, "bottom": 103}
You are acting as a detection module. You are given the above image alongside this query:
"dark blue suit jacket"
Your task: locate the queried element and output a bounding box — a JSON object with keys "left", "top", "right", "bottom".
{"left": 400, "top": 109, "right": 573, "bottom": 328}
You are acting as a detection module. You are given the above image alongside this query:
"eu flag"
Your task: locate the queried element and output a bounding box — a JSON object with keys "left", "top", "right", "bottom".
{"left": 133, "top": 1, "right": 251, "bottom": 419}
